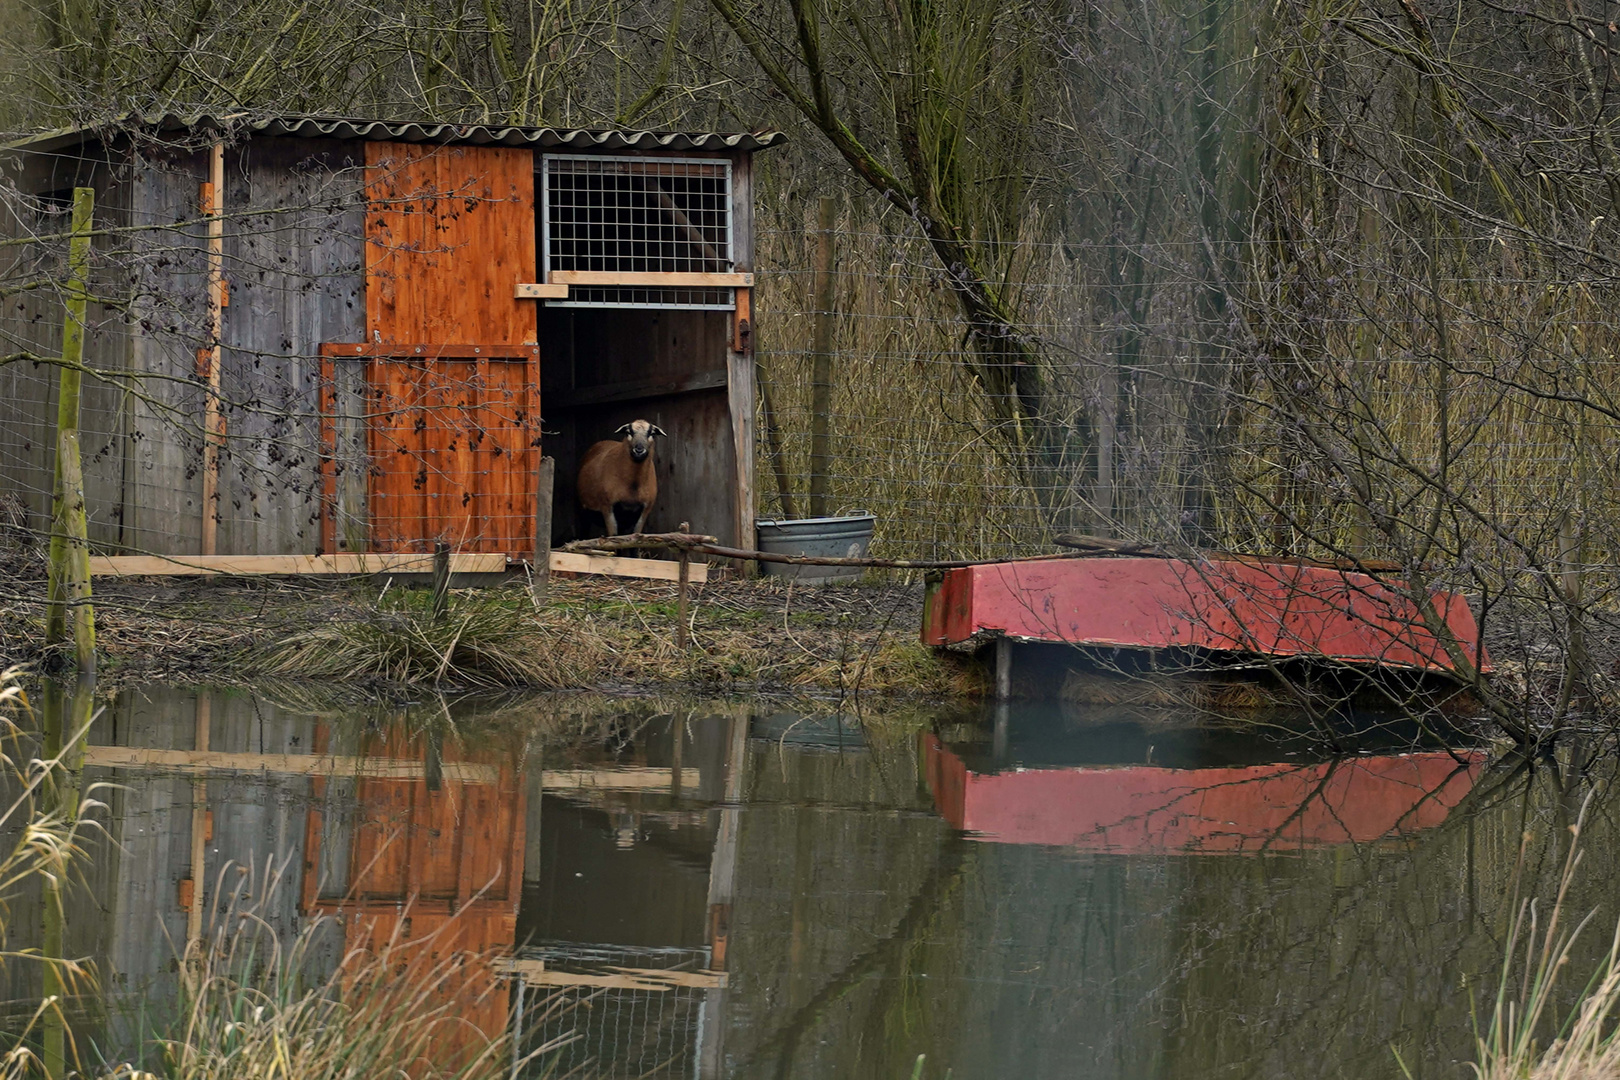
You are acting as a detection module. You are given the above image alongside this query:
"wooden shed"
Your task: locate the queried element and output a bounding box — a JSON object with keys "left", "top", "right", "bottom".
{"left": 0, "top": 114, "right": 781, "bottom": 564}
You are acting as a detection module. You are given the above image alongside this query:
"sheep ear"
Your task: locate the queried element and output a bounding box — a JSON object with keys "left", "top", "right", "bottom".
{"left": 614, "top": 423, "right": 634, "bottom": 435}
{"left": 650, "top": 425, "right": 669, "bottom": 438}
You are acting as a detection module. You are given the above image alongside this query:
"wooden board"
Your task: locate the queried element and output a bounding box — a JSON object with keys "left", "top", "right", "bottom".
{"left": 515, "top": 282, "right": 568, "bottom": 299}
{"left": 83, "top": 745, "right": 501, "bottom": 781}
{"left": 89, "top": 552, "right": 506, "bottom": 576}
{"left": 544, "top": 368, "right": 727, "bottom": 410}
{"left": 82, "top": 745, "right": 700, "bottom": 791}
{"left": 548, "top": 270, "right": 752, "bottom": 288}
{"left": 496, "top": 959, "right": 727, "bottom": 990}
{"left": 550, "top": 550, "right": 709, "bottom": 583}
{"left": 321, "top": 343, "right": 540, "bottom": 358}
{"left": 362, "top": 142, "right": 540, "bottom": 558}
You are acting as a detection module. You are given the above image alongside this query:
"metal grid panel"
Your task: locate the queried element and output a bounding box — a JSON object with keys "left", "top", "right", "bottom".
{"left": 514, "top": 941, "right": 714, "bottom": 1079}
{"left": 542, "top": 155, "right": 734, "bottom": 310}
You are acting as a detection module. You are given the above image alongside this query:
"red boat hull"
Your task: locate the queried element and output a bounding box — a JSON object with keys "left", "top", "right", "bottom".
{"left": 921, "top": 556, "right": 1487, "bottom": 674}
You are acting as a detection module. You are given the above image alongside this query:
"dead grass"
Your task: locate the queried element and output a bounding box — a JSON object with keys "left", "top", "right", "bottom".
{"left": 4, "top": 562, "right": 976, "bottom": 699}
{"left": 256, "top": 585, "right": 547, "bottom": 688}
{"left": 1467, "top": 806, "right": 1620, "bottom": 1080}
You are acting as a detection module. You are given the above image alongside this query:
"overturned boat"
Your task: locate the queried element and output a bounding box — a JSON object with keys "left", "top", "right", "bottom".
{"left": 922, "top": 544, "right": 1488, "bottom": 702}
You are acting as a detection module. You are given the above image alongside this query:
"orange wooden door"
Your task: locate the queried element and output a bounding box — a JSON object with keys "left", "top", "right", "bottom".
{"left": 362, "top": 142, "right": 539, "bottom": 556}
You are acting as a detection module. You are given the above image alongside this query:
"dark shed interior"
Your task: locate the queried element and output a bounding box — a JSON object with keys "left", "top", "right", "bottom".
{"left": 540, "top": 306, "right": 736, "bottom": 546}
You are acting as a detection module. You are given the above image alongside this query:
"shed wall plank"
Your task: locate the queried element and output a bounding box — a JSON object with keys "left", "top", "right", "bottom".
{"left": 220, "top": 137, "right": 366, "bottom": 555}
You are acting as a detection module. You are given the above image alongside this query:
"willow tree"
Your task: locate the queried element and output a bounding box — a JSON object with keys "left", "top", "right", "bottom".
{"left": 707, "top": 0, "right": 1094, "bottom": 524}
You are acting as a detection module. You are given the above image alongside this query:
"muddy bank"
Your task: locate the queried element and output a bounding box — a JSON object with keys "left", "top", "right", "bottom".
{"left": 0, "top": 557, "right": 982, "bottom": 699}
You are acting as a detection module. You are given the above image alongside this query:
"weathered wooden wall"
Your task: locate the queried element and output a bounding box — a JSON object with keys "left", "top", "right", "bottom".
{"left": 121, "top": 136, "right": 368, "bottom": 557}
{"left": 221, "top": 137, "right": 367, "bottom": 556}
{"left": 121, "top": 142, "right": 212, "bottom": 555}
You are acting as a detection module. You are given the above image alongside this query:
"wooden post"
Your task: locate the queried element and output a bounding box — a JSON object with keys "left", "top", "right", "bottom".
{"left": 808, "top": 195, "right": 836, "bottom": 518}
{"left": 994, "top": 636, "right": 1013, "bottom": 701}
{"left": 676, "top": 521, "right": 692, "bottom": 652}
{"left": 532, "top": 456, "right": 555, "bottom": 605}
{"left": 1559, "top": 509, "right": 1587, "bottom": 709}
{"left": 200, "top": 141, "right": 226, "bottom": 555}
{"left": 54, "top": 432, "right": 96, "bottom": 683}
{"left": 728, "top": 288, "right": 759, "bottom": 575}
{"left": 432, "top": 540, "right": 451, "bottom": 619}
{"left": 45, "top": 187, "right": 95, "bottom": 675}
{"left": 757, "top": 363, "right": 797, "bottom": 520}
{"left": 185, "top": 693, "right": 211, "bottom": 967}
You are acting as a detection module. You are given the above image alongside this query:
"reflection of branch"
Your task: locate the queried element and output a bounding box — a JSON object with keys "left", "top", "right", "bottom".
{"left": 734, "top": 834, "right": 968, "bottom": 1078}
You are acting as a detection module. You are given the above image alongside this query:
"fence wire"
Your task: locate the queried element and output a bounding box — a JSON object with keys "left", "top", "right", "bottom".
{"left": 1, "top": 174, "right": 1616, "bottom": 605}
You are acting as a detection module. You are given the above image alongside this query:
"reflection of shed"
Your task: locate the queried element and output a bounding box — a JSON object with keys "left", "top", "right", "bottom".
{"left": 924, "top": 737, "right": 1483, "bottom": 853}
{"left": 301, "top": 726, "right": 526, "bottom": 1059}
{"left": 1, "top": 115, "right": 781, "bottom": 561}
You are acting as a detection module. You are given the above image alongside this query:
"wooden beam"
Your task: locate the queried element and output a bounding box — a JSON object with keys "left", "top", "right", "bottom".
{"left": 319, "top": 352, "right": 337, "bottom": 553}
{"left": 545, "top": 767, "right": 702, "bottom": 791}
{"left": 92, "top": 550, "right": 705, "bottom": 583}
{"left": 317, "top": 343, "right": 541, "bottom": 359}
{"left": 515, "top": 282, "right": 569, "bottom": 299}
{"left": 533, "top": 456, "right": 554, "bottom": 603}
{"left": 200, "top": 142, "right": 226, "bottom": 556}
{"left": 496, "top": 959, "right": 727, "bottom": 990}
{"left": 89, "top": 552, "right": 508, "bottom": 577}
{"left": 548, "top": 270, "right": 753, "bottom": 288}
{"left": 84, "top": 745, "right": 501, "bottom": 781}
{"left": 549, "top": 550, "right": 709, "bottom": 583}
{"left": 544, "top": 369, "right": 728, "bottom": 411}
{"left": 81, "top": 746, "right": 699, "bottom": 790}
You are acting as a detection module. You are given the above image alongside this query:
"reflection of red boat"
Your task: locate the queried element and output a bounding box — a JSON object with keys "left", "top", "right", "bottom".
{"left": 921, "top": 557, "right": 1488, "bottom": 674}
{"left": 924, "top": 736, "right": 1484, "bottom": 853}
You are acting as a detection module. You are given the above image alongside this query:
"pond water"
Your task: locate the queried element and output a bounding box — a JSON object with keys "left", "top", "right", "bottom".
{"left": 5, "top": 684, "right": 1618, "bottom": 1079}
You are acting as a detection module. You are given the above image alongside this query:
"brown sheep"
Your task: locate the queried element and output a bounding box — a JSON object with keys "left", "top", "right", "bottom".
{"left": 577, "top": 419, "right": 667, "bottom": 537}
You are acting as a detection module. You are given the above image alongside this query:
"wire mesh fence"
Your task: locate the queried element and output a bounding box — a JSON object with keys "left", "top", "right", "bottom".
{"left": 749, "top": 201, "right": 1620, "bottom": 587}
{"left": 0, "top": 146, "right": 1616, "bottom": 604}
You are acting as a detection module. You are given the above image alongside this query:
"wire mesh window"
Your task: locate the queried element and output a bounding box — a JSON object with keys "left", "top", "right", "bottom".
{"left": 513, "top": 941, "right": 715, "bottom": 1078}
{"left": 542, "top": 156, "right": 734, "bottom": 310}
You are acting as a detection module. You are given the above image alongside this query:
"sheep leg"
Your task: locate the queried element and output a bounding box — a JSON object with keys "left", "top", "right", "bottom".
{"left": 600, "top": 507, "right": 617, "bottom": 538}
{"left": 629, "top": 508, "right": 651, "bottom": 558}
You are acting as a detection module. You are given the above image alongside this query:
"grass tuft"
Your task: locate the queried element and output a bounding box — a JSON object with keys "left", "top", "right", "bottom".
{"left": 154, "top": 870, "right": 524, "bottom": 1080}
{"left": 256, "top": 588, "right": 546, "bottom": 689}
{"left": 1467, "top": 803, "right": 1620, "bottom": 1080}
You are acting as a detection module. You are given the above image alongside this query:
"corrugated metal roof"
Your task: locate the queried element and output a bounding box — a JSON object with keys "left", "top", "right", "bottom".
{"left": 7, "top": 112, "right": 787, "bottom": 155}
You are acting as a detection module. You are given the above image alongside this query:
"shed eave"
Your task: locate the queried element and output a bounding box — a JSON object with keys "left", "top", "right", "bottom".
{"left": 6, "top": 113, "right": 788, "bottom": 156}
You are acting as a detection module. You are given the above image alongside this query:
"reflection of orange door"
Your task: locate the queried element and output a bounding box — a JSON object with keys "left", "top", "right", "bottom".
{"left": 360, "top": 142, "right": 540, "bottom": 557}
{"left": 301, "top": 727, "right": 526, "bottom": 1065}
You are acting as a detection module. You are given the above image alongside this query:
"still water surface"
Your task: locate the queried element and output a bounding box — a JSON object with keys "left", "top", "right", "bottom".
{"left": 9, "top": 685, "right": 1616, "bottom": 1079}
